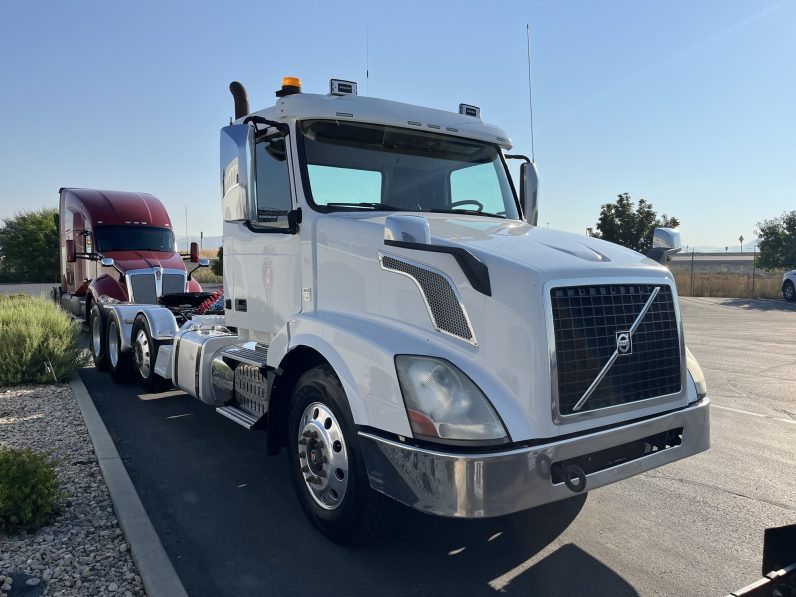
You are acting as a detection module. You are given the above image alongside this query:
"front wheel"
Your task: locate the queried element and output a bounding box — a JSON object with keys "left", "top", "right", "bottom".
{"left": 89, "top": 305, "right": 109, "bottom": 371}
{"left": 132, "top": 315, "right": 169, "bottom": 392}
{"left": 287, "top": 366, "right": 395, "bottom": 545}
{"left": 107, "top": 314, "right": 134, "bottom": 384}
{"left": 783, "top": 280, "right": 795, "bottom": 302}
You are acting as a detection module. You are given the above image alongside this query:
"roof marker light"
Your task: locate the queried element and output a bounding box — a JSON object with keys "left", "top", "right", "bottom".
{"left": 276, "top": 76, "right": 302, "bottom": 97}
{"left": 459, "top": 103, "right": 481, "bottom": 118}
{"left": 330, "top": 79, "right": 357, "bottom": 96}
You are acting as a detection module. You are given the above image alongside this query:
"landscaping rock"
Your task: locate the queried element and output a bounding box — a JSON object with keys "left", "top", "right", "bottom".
{"left": 0, "top": 385, "right": 147, "bottom": 596}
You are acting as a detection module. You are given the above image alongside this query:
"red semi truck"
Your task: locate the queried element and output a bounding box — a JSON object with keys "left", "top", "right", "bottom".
{"left": 55, "top": 188, "right": 210, "bottom": 371}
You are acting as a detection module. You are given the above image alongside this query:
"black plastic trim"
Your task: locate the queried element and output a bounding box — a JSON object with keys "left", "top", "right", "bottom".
{"left": 384, "top": 239, "right": 491, "bottom": 296}
{"left": 242, "top": 115, "right": 289, "bottom": 136}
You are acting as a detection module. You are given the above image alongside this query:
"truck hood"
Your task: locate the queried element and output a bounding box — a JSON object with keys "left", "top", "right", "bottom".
{"left": 382, "top": 213, "right": 666, "bottom": 281}
{"left": 103, "top": 251, "right": 186, "bottom": 273}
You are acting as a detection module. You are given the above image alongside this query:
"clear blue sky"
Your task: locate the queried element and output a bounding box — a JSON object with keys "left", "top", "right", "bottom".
{"left": 1, "top": 0, "right": 793, "bottom": 249}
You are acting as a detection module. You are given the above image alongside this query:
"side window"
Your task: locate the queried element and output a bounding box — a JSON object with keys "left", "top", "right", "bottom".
{"left": 450, "top": 162, "right": 511, "bottom": 215}
{"left": 253, "top": 136, "right": 292, "bottom": 230}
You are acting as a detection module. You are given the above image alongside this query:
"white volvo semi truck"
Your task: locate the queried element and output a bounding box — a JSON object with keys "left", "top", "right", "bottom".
{"left": 97, "top": 76, "right": 710, "bottom": 543}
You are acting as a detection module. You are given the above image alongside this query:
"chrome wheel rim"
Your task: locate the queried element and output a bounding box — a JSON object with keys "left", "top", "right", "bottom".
{"left": 134, "top": 329, "right": 150, "bottom": 379}
{"left": 91, "top": 314, "right": 102, "bottom": 357}
{"left": 785, "top": 284, "right": 794, "bottom": 300}
{"left": 298, "top": 402, "right": 349, "bottom": 510}
{"left": 108, "top": 321, "right": 119, "bottom": 368}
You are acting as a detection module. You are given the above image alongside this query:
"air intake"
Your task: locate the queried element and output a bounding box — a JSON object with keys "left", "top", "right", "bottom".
{"left": 380, "top": 253, "right": 476, "bottom": 345}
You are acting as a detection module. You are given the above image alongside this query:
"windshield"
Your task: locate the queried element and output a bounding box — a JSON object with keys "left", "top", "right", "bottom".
{"left": 299, "top": 120, "right": 520, "bottom": 219}
{"left": 94, "top": 225, "right": 175, "bottom": 253}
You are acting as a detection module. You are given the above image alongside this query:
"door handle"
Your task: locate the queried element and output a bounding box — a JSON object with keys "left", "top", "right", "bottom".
{"left": 235, "top": 298, "right": 247, "bottom": 312}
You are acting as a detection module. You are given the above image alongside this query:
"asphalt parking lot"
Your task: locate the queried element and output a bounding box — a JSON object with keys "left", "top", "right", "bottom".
{"left": 79, "top": 296, "right": 795, "bottom": 597}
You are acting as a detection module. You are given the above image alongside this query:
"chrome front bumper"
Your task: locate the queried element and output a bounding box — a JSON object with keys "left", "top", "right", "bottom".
{"left": 359, "top": 398, "right": 710, "bottom": 518}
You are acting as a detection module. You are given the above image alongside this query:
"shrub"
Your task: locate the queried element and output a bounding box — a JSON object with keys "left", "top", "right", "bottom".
{"left": 211, "top": 246, "right": 223, "bottom": 277}
{"left": 0, "top": 295, "right": 88, "bottom": 385}
{"left": 0, "top": 447, "right": 60, "bottom": 532}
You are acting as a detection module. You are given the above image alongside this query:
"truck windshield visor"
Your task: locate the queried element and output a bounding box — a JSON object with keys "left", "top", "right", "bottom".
{"left": 299, "top": 119, "right": 520, "bottom": 219}
{"left": 94, "top": 226, "right": 176, "bottom": 253}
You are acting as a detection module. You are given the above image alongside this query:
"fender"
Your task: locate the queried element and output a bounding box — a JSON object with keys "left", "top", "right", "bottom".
{"left": 104, "top": 304, "right": 177, "bottom": 352}
{"left": 187, "top": 278, "right": 203, "bottom": 293}
{"left": 89, "top": 274, "right": 128, "bottom": 303}
{"left": 285, "top": 310, "right": 532, "bottom": 441}
{"left": 285, "top": 314, "right": 432, "bottom": 439}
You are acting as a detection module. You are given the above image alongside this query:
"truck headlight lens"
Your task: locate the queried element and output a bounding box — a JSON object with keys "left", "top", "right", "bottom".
{"left": 686, "top": 347, "right": 707, "bottom": 400}
{"left": 395, "top": 355, "right": 508, "bottom": 444}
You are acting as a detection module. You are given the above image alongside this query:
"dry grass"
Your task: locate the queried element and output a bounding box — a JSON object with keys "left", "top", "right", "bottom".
{"left": 199, "top": 248, "right": 220, "bottom": 259}
{"left": 672, "top": 271, "right": 785, "bottom": 299}
{"left": 191, "top": 268, "right": 222, "bottom": 284}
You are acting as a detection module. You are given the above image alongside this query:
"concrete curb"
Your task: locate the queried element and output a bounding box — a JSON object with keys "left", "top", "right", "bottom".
{"left": 70, "top": 374, "right": 189, "bottom": 597}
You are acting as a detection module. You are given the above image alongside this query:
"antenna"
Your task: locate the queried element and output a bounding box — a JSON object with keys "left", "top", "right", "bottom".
{"left": 526, "top": 24, "right": 536, "bottom": 163}
{"left": 366, "top": 23, "right": 370, "bottom": 95}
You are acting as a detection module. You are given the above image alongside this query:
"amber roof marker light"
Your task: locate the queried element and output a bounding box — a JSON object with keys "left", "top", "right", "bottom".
{"left": 276, "top": 76, "right": 302, "bottom": 97}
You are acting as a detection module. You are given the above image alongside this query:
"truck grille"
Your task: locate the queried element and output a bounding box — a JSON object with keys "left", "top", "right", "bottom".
{"left": 128, "top": 273, "right": 157, "bottom": 304}
{"left": 162, "top": 273, "right": 186, "bottom": 295}
{"left": 551, "top": 283, "right": 681, "bottom": 417}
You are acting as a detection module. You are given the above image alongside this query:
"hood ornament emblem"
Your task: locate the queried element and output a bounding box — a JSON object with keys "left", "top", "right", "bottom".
{"left": 571, "top": 286, "right": 660, "bottom": 412}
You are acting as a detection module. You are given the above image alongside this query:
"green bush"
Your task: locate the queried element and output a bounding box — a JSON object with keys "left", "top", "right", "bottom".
{"left": 211, "top": 246, "right": 223, "bottom": 276}
{"left": 0, "top": 447, "right": 60, "bottom": 532}
{"left": 0, "top": 295, "right": 88, "bottom": 385}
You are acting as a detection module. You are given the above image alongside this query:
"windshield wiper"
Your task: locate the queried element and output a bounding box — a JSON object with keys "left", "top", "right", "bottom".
{"left": 326, "top": 202, "right": 403, "bottom": 211}
{"left": 429, "top": 208, "right": 507, "bottom": 219}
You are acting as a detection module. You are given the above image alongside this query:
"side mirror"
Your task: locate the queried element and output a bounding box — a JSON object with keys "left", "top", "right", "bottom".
{"left": 66, "top": 239, "right": 76, "bottom": 263}
{"left": 220, "top": 124, "right": 255, "bottom": 223}
{"left": 520, "top": 161, "right": 539, "bottom": 226}
{"left": 190, "top": 241, "right": 199, "bottom": 263}
{"left": 198, "top": 258, "right": 210, "bottom": 267}
{"left": 100, "top": 257, "right": 115, "bottom": 267}
{"left": 646, "top": 228, "right": 682, "bottom": 264}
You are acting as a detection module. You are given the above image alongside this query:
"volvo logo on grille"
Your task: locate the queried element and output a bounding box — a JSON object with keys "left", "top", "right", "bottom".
{"left": 616, "top": 331, "right": 632, "bottom": 355}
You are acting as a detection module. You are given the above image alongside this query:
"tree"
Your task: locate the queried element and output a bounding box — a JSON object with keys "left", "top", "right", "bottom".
{"left": 211, "top": 246, "right": 223, "bottom": 277}
{"left": 0, "top": 209, "right": 59, "bottom": 283}
{"left": 588, "top": 193, "right": 680, "bottom": 253}
{"left": 755, "top": 211, "right": 796, "bottom": 271}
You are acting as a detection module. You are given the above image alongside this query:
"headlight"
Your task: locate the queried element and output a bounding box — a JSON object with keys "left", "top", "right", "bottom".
{"left": 395, "top": 355, "right": 508, "bottom": 444}
{"left": 686, "top": 347, "right": 707, "bottom": 400}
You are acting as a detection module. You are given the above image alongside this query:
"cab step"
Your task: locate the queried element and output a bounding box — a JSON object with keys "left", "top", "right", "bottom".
{"left": 220, "top": 342, "right": 269, "bottom": 368}
{"left": 216, "top": 405, "right": 260, "bottom": 429}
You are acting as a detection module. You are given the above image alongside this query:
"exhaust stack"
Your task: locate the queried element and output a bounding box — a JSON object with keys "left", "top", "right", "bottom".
{"left": 229, "top": 81, "right": 250, "bottom": 120}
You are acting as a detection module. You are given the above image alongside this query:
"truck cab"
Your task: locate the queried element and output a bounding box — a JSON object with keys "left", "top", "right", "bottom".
{"left": 101, "top": 77, "right": 709, "bottom": 544}
{"left": 57, "top": 188, "right": 206, "bottom": 370}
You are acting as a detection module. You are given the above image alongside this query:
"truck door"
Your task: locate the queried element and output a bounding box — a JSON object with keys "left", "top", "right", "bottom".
{"left": 72, "top": 212, "right": 87, "bottom": 294}
{"left": 223, "top": 130, "right": 301, "bottom": 340}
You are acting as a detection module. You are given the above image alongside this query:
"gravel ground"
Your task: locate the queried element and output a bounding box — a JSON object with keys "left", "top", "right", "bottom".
{"left": 0, "top": 385, "right": 146, "bottom": 597}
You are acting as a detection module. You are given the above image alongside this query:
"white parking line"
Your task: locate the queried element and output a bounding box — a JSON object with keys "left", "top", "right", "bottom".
{"left": 712, "top": 403, "right": 795, "bottom": 425}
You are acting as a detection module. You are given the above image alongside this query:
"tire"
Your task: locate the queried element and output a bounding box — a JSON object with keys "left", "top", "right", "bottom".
{"left": 287, "top": 365, "right": 395, "bottom": 545}
{"left": 107, "top": 313, "right": 134, "bottom": 384}
{"left": 89, "top": 304, "right": 110, "bottom": 371}
{"left": 783, "top": 280, "right": 795, "bottom": 302}
{"left": 131, "top": 315, "right": 169, "bottom": 392}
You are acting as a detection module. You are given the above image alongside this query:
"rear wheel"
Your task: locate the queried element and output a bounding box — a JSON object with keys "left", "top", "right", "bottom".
{"left": 287, "top": 366, "right": 395, "bottom": 545}
{"left": 89, "top": 304, "right": 109, "bottom": 371}
{"left": 783, "top": 280, "right": 795, "bottom": 302}
{"left": 132, "top": 315, "right": 169, "bottom": 392}
{"left": 107, "top": 315, "right": 133, "bottom": 384}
